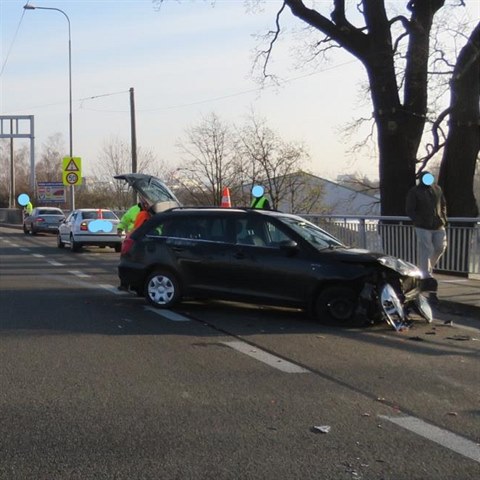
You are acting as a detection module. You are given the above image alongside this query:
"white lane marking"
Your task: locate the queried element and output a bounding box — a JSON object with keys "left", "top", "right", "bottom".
{"left": 9, "top": 243, "right": 19, "bottom": 247}
{"left": 69, "top": 270, "right": 91, "bottom": 278}
{"left": 32, "top": 254, "right": 44, "bottom": 258}
{"left": 224, "top": 340, "right": 309, "bottom": 374}
{"left": 20, "top": 248, "right": 30, "bottom": 252}
{"left": 39, "top": 275, "right": 129, "bottom": 296}
{"left": 379, "top": 415, "right": 480, "bottom": 463}
{"left": 98, "top": 284, "right": 130, "bottom": 295}
{"left": 47, "top": 260, "right": 64, "bottom": 266}
{"left": 144, "top": 306, "right": 190, "bottom": 322}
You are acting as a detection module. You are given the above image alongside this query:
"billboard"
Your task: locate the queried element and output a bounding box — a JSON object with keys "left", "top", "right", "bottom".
{"left": 37, "top": 182, "right": 66, "bottom": 203}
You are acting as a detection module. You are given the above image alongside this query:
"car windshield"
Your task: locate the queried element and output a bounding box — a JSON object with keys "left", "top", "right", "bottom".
{"left": 278, "top": 216, "right": 345, "bottom": 250}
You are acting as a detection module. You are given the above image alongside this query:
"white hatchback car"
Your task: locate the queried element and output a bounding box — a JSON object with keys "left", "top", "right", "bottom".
{"left": 58, "top": 208, "right": 122, "bottom": 252}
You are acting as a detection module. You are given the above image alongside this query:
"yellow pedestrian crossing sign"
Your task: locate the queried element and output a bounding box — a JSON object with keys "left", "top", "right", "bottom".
{"left": 62, "top": 157, "right": 82, "bottom": 186}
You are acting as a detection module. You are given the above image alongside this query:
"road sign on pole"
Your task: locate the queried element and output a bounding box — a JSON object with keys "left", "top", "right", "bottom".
{"left": 62, "top": 157, "right": 82, "bottom": 186}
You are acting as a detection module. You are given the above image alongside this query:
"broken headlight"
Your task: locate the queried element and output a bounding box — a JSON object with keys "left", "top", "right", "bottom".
{"left": 378, "top": 256, "right": 422, "bottom": 277}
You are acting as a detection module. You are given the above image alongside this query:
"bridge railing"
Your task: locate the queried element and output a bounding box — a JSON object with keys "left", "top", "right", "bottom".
{"left": 302, "top": 215, "right": 480, "bottom": 277}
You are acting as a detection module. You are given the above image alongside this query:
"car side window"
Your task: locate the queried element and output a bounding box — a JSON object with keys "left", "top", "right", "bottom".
{"left": 264, "top": 220, "right": 293, "bottom": 246}
{"left": 146, "top": 215, "right": 229, "bottom": 242}
{"left": 235, "top": 218, "right": 267, "bottom": 247}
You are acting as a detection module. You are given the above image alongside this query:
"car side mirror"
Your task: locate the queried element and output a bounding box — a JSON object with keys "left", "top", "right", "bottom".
{"left": 279, "top": 240, "right": 298, "bottom": 256}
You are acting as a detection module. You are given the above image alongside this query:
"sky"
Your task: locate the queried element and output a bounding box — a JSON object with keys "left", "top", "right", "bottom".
{"left": 1, "top": 0, "right": 479, "bottom": 182}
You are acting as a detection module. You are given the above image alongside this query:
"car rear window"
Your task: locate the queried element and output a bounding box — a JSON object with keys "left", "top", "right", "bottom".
{"left": 82, "top": 211, "right": 117, "bottom": 220}
{"left": 38, "top": 209, "right": 63, "bottom": 215}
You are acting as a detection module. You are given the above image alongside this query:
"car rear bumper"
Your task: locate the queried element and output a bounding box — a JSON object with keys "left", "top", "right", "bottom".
{"left": 35, "top": 226, "right": 60, "bottom": 233}
{"left": 73, "top": 233, "right": 122, "bottom": 246}
{"left": 118, "top": 262, "right": 146, "bottom": 290}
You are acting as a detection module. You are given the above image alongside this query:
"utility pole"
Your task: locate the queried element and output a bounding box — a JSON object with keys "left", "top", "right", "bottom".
{"left": 130, "top": 87, "right": 138, "bottom": 204}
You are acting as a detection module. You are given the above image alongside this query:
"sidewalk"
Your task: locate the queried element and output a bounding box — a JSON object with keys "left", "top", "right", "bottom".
{"left": 435, "top": 274, "right": 480, "bottom": 316}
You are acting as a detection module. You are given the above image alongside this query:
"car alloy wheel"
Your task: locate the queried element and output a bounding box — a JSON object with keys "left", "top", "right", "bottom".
{"left": 145, "top": 270, "right": 181, "bottom": 308}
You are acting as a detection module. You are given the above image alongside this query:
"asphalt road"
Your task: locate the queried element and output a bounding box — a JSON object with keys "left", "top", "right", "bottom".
{"left": 0, "top": 226, "right": 479, "bottom": 480}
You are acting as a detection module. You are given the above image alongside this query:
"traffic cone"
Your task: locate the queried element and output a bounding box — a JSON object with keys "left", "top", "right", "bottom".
{"left": 221, "top": 187, "right": 232, "bottom": 208}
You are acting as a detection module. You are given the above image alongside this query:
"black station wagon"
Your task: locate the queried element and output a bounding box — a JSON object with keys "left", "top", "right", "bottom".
{"left": 118, "top": 207, "right": 432, "bottom": 330}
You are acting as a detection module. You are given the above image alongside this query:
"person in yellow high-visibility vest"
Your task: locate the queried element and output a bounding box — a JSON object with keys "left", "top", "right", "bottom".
{"left": 250, "top": 185, "right": 271, "bottom": 210}
{"left": 117, "top": 199, "right": 151, "bottom": 236}
{"left": 117, "top": 203, "right": 141, "bottom": 235}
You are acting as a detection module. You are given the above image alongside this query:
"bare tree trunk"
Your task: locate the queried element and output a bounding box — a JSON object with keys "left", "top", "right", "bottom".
{"left": 438, "top": 22, "right": 480, "bottom": 218}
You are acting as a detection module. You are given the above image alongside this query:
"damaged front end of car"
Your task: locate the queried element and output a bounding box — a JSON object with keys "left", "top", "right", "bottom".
{"left": 358, "top": 256, "right": 433, "bottom": 331}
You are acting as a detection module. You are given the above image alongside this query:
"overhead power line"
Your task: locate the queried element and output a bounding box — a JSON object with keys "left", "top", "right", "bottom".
{"left": 0, "top": 9, "right": 26, "bottom": 77}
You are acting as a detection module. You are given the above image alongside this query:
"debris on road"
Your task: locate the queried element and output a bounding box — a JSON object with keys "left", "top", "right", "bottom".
{"left": 311, "top": 425, "right": 331, "bottom": 434}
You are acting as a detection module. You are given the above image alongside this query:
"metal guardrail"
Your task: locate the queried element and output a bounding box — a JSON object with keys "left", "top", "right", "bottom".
{"left": 303, "top": 215, "right": 480, "bottom": 277}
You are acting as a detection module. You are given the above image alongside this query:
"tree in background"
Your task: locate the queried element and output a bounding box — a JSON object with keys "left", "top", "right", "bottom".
{"left": 437, "top": 22, "right": 480, "bottom": 217}
{"left": 35, "top": 134, "right": 64, "bottom": 183}
{"left": 236, "top": 113, "right": 312, "bottom": 210}
{"left": 92, "top": 135, "right": 171, "bottom": 209}
{"left": 174, "top": 112, "right": 318, "bottom": 210}
{"left": 153, "top": 1, "right": 478, "bottom": 216}
{"left": 175, "top": 113, "right": 240, "bottom": 206}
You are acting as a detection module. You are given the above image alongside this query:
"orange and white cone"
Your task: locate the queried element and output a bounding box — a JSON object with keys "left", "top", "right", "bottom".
{"left": 221, "top": 187, "right": 232, "bottom": 208}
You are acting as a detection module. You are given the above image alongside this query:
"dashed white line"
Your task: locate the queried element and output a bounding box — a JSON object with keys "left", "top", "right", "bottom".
{"left": 32, "top": 254, "right": 45, "bottom": 258}
{"left": 379, "top": 415, "right": 480, "bottom": 463}
{"left": 47, "top": 260, "right": 64, "bottom": 266}
{"left": 144, "top": 306, "right": 190, "bottom": 321}
{"left": 223, "top": 340, "right": 310, "bottom": 373}
{"left": 98, "top": 284, "right": 130, "bottom": 295}
{"left": 68, "top": 270, "right": 91, "bottom": 278}
{"left": 20, "top": 248, "right": 30, "bottom": 252}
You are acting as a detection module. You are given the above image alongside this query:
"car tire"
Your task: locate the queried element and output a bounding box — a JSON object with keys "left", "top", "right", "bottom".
{"left": 145, "top": 270, "right": 181, "bottom": 309}
{"left": 314, "top": 286, "right": 358, "bottom": 325}
{"left": 114, "top": 244, "right": 122, "bottom": 253}
{"left": 23, "top": 224, "right": 29, "bottom": 235}
{"left": 30, "top": 224, "right": 36, "bottom": 235}
{"left": 57, "top": 234, "right": 65, "bottom": 249}
{"left": 70, "top": 234, "right": 81, "bottom": 252}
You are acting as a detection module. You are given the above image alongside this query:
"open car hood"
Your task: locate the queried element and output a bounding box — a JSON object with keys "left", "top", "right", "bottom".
{"left": 114, "top": 173, "right": 181, "bottom": 213}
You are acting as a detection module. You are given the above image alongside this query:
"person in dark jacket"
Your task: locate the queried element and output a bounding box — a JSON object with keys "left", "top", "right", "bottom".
{"left": 405, "top": 171, "right": 447, "bottom": 290}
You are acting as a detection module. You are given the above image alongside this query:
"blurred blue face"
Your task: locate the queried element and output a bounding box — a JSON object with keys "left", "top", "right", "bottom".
{"left": 252, "top": 185, "right": 264, "bottom": 198}
{"left": 17, "top": 193, "right": 30, "bottom": 206}
{"left": 421, "top": 173, "right": 434, "bottom": 186}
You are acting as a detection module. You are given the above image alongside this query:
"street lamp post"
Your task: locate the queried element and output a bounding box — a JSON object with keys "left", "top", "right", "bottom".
{"left": 23, "top": 3, "right": 75, "bottom": 210}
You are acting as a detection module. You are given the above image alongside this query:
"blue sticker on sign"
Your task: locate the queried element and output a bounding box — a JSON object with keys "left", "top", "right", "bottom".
{"left": 88, "top": 220, "right": 113, "bottom": 233}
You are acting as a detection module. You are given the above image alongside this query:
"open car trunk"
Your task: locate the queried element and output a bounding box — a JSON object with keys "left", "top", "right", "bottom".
{"left": 114, "top": 173, "right": 181, "bottom": 213}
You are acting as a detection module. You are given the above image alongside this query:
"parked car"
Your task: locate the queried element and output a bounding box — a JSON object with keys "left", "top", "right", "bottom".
{"left": 58, "top": 208, "right": 122, "bottom": 252}
{"left": 23, "top": 207, "right": 65, "bottom": 235}
{"left": 118, "top": 207, "right": 432, "bottom": 330}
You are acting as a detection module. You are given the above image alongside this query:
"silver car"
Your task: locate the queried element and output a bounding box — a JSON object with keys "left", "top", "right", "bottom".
{"left": 23, "top": 207, "right": 65, "bottom": 235}
{"left": 57, "top": 208, "right": 122, "bottom": 252}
